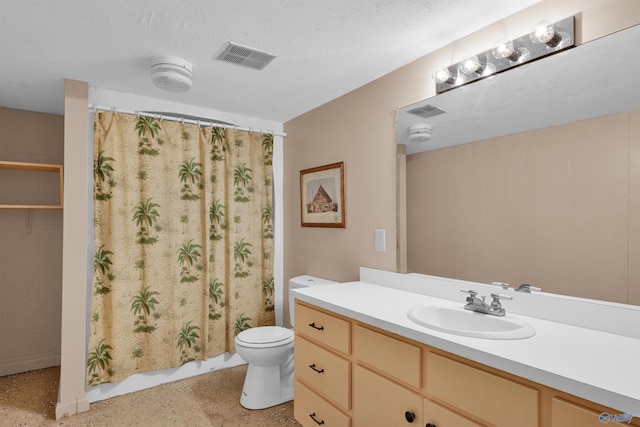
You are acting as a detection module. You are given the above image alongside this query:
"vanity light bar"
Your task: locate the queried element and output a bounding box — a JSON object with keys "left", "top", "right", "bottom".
{"left": 434, "top": 16, "right": 575, "bottom": 94}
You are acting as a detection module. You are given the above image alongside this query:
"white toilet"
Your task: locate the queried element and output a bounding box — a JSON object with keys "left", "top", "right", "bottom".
{"left": 234, "top": 275, "right": 336, "bottom": 410}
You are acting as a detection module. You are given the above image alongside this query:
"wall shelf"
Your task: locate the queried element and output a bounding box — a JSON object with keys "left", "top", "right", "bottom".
{"left": 0, "top": 161, "right": 64, "bottom": 209}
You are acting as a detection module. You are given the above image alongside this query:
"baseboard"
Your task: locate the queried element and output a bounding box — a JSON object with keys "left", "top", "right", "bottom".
{"left": 0, "top": 356, "right": 61, "bottom": 377}
{"left": 55, "top": 397, "right": 90, "bottom": 419}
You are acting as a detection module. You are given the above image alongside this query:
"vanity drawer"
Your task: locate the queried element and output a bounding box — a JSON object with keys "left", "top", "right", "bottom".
{"left": 296, "top": 336, "right": 351, "bottom": 410}
{"left": 353, "top": 324, "right": 421, "bottom": 388}
{"left": 424, "top": 398, "right": 482, "bottom": 427}
{"left": 295, "top": 380, "right": 351, "bottom": 427}
{"left": 295, "top": 302, "right": 351, "bottom": 354}
{"left": 426, "top": 352, "right": 538, "bottom": 427}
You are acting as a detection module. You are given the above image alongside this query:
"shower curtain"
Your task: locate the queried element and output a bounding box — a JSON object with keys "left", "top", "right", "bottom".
{"left": 87, "top": 112, "right": 274, "bottom": 386}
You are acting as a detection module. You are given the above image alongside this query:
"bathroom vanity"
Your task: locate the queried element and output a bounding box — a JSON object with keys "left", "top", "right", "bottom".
{"left": 292, "top": 268, "right": 640, "bottom": 427}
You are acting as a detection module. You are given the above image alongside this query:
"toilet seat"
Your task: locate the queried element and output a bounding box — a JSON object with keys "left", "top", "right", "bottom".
{"left": 235, "top": 326, "right": 294, "bottom": 348}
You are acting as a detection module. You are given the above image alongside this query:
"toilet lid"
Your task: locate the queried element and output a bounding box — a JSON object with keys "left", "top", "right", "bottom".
{"left": 236, "top": 326, "right": 293, "bottom": 345}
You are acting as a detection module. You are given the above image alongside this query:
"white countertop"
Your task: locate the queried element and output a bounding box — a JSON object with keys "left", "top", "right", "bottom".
{"left": 292, "top": 280, "right": 640, "bottom": 414}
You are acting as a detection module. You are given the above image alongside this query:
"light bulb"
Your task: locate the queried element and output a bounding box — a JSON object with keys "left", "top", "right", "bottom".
{"left": 493, "top": 39, "right": 517, "bottom": 60}
{"left": 460, "top": 56, "right": 480, "bottom": 75}
{"left": 434, "top": 68, "right": 453, "bottom": 84}
{"left": 531, "top": 20, "right": 562, "bottom": 47}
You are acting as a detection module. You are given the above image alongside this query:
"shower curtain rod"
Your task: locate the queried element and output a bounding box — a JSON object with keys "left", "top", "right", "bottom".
{"left": 88, "top": 104, "right": 286, "bottom": 137}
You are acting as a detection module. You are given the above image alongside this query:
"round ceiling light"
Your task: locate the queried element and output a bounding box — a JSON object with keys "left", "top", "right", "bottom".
{"left": 150, "top": 55, "right": 193, "bottom": 93}
{"left": 408, "top": 123, "right": 432, "bottom": 143}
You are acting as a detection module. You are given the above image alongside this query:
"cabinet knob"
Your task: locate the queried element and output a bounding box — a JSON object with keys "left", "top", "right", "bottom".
{"left": 425, "top": 424, "right": 437, "bottom": 427}
{"left": 405, "top": 411, "right": 416, "bottom": 423}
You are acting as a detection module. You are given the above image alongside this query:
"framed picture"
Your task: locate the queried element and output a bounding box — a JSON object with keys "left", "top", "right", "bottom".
{"left": 300, "top": 162, "right": 346, "bottom": 228}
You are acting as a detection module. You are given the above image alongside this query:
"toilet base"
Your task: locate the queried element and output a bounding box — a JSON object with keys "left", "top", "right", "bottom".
{"left": 240, "top": 363, "right": 294, "bottom": 410}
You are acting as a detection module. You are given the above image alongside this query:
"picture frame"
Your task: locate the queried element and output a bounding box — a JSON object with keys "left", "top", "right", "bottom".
{"left": 300, "top": 162, "right": 346, "bottom": 228}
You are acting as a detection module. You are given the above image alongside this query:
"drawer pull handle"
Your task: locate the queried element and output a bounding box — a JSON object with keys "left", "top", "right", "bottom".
{"left": 425, "top": 424, "right": 437, "bottom": 427}
{"left": 309, "top": 363, "right": 325, "bottom": 374}
{"left": 404, "top": 411, "right": 415, "bottom": 423}
{"left": 309, "top": 412, "right": 325, "bottom": 425}
{"left": 308, "top": 322, "right": 324, "bottom": 331}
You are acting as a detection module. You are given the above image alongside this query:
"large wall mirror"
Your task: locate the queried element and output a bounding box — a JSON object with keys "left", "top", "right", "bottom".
{"left": 397, "top": 24, "right": 640, "bottom": 306}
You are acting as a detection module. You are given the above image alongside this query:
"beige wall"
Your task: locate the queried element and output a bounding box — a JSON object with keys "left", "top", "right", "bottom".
{"left": 283, "top": 0, "right": 640, "bottom": 314}
{"left": 407, "top": 110, "right": 639, "bottom": 305}
{"left": 0, "top": 108, "right": 63, "bottom": 376}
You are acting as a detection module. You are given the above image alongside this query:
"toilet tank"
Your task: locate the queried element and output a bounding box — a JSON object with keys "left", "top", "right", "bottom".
{"left": 288, "top": 275, "right": 337, "bottom": 326}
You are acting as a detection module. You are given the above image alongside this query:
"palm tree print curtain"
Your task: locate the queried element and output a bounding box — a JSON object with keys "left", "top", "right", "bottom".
{"left": 88, "top": 112, "right": 274, "bottom": 386}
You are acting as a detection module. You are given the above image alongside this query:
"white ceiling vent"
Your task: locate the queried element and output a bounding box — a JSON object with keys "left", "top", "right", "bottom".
{"left": 408, "top": 104, "right": 447, "bottom": 119}
{"left": 216, "top": 42, "right": 276, "bottom": 70}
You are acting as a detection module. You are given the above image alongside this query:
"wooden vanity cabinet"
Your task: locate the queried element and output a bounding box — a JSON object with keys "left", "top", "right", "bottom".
{"left": 293, "top": 301, "right": 638, "bottom": 427}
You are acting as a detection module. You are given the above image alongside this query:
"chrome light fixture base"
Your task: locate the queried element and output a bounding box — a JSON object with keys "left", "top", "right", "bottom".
{"left": 435, "top": 16, "right": 575, "bottom": 94}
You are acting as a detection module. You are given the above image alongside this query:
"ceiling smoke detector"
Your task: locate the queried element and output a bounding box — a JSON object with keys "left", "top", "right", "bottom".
{"left": 408, "top": 124, "right": 432, "bottom": 143}
{"left": 150, "top": 56, "right": 193, "bottom": 92}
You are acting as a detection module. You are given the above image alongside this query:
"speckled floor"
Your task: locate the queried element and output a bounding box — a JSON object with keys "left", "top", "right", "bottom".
{"left": 0, "top": 365, "right": 300, "bottom": 426}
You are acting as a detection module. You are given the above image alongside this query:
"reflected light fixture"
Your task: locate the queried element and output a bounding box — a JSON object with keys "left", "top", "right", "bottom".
{"left": 408, "top": 123, "right": 432, "bottom": 143}
{"left": 434, "top": 16, "right": 574, "bottom": 94}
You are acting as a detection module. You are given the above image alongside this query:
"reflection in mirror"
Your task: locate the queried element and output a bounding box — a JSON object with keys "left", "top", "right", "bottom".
{"left": 397, "top": 24, "right": 640, "bottom": 154}
{"left": 397, "top": 24, "right": 640, "bottom": 306}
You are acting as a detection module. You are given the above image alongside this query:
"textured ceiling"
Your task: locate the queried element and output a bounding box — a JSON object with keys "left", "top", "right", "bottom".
{"left": 0, "top": 0, "right": 539, "bottom": 122}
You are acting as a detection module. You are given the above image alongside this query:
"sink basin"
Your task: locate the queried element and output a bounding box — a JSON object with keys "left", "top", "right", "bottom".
{"left": 407, "top": 305, "right": 535, "bottom": 340}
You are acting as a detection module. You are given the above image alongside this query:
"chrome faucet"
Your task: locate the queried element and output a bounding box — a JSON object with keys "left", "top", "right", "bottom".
{"left": 515, "top": 283, "right": 542, "bottom": 293}
{"left": 461, "top": 289, "right": 512, "bottom": 316}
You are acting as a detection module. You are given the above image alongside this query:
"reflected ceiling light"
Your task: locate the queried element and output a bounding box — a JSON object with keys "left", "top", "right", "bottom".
{"left": 434, "top": 16, "right": 574, "bottom": 94}
{"left": 150, "top": 55, "right": 193, "bottom": 93}
{"left": 408, "top": 123, "right": 432, "bottom": 143}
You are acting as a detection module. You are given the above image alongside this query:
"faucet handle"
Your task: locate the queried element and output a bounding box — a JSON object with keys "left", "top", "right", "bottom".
{"left": 490, "top": 293, "right": 513, "bottom": 301}
{"left": 460, "top": 289, "right": 477, "bottom": 296}
{"left": 492, "top": 282, "right": 511, "bottom": 290}
{"left": 489, "top": 293, "right": 512, "bottom": 316}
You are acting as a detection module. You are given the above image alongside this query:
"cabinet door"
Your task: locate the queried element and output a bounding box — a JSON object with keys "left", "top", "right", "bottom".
{"left": 353, "top": 365, "right": 423, "bottom": 427}
{"left": 551, "top": 398, "right": 633, "bottom": 427}
{"left": 424, "top": 399, "right": 483, "bottom": 427}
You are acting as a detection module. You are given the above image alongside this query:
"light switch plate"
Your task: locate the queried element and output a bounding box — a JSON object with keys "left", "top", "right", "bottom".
{"left": 374, "top": 229, "right": 385, "bottom": 252}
